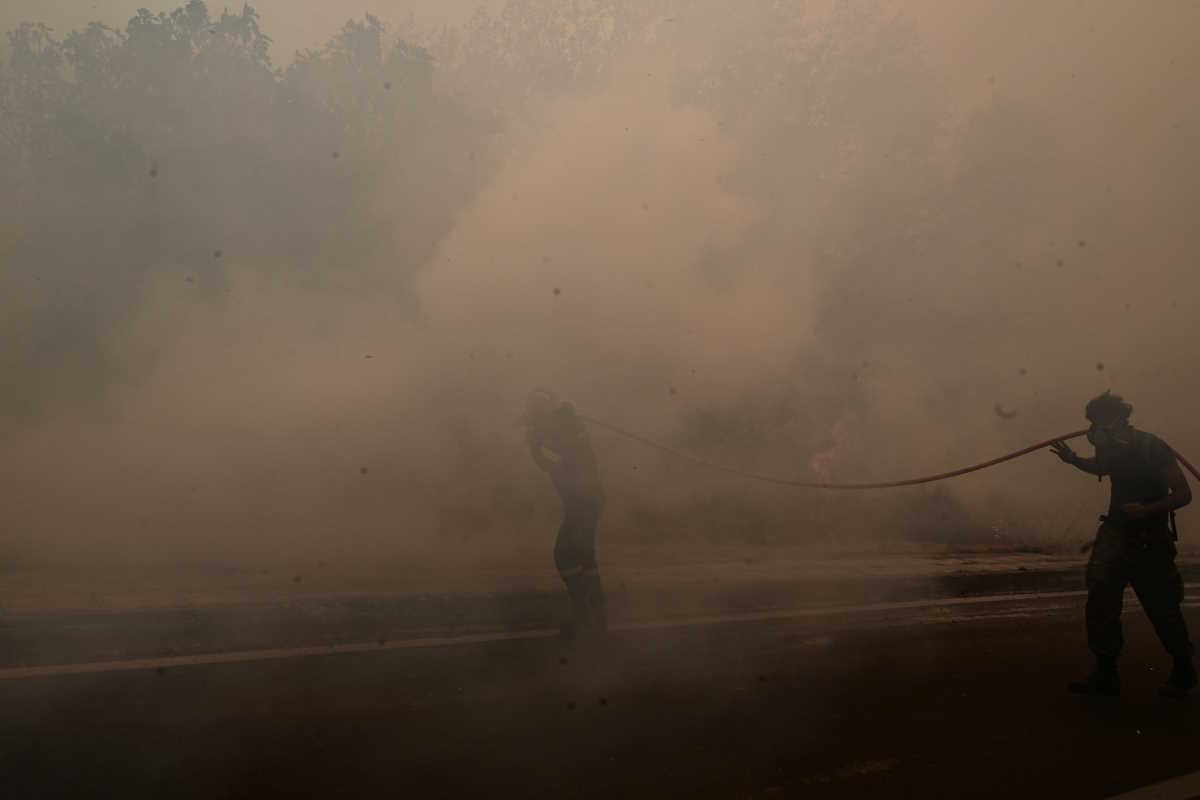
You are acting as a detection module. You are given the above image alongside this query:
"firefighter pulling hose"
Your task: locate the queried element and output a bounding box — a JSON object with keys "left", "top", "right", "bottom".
{"left": 527, "top": 389, "right": 1198, "bottom": 698}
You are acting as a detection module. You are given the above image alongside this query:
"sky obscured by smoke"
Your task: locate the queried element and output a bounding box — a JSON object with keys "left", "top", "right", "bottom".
{"left": 2, "top": 1, "right": 1198, "bottom": 567}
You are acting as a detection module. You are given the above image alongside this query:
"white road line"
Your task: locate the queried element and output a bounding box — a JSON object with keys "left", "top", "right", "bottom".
{"left": 0, "top": 589, "right": 1091, "bottom": 682}
{"left": 0, "top": 628, "right": 561, "bottom": 681}
{"left": 1108, "top": 769, "right": 1200, "bottom": 800}
{"left": 616, "top": 589, "right": 1089, "bottom": 632}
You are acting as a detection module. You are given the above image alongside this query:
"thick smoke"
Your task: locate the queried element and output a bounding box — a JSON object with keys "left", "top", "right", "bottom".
{"left": 1, "top": 1, "right": 1198, "bottom": 570}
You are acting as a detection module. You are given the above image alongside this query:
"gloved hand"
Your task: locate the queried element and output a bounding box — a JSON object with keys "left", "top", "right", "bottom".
{"left": 1049, "top": 440, "right": 1077, "bottom": 465}
{"left": 1121, "top": 502, "right": 1150, "bottom": 520}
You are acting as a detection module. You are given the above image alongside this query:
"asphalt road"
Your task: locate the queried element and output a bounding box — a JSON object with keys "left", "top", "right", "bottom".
{"left": 2, "top": 586, "right": 1200, "bottom": 798}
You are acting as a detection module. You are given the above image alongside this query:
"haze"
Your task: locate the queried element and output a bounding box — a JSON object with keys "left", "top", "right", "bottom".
{"left": 2, "top": 0, "right": 1197, "bottom": 570}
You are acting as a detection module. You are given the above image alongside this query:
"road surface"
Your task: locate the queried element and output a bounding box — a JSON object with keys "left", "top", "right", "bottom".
{"left": 2, "top": 573, "right": 1199, "bottom": 798}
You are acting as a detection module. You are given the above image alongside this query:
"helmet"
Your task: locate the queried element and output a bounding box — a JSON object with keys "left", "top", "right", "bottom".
{"left": 518, "top": 388, "right": 559, "bottom": 428}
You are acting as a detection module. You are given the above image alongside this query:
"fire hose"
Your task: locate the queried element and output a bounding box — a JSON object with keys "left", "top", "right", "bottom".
{"left": 580, "top": 417, "right": 1200, "bottom": 489}
{"left": 580, "top": 417, "right": 1200, "bottom": 552}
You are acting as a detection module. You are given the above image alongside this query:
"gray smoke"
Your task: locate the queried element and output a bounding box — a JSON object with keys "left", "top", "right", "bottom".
{"left": 2, "top": 1, "right": 1197, "bottom": 569}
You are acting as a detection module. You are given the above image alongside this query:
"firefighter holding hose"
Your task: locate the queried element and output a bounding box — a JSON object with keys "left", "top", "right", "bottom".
{"left": 1051, "top": 392, "right": 1196, "bottom": 698}
{"left": 521, "top": 390, "right": 608, "bottom": 639}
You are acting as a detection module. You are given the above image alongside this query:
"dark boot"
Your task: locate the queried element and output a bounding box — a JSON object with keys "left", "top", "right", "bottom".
{"left": 1159, "top": 657, "right": 1198, "bottom": 699}
{"left": 1069, "top": 657, "right": 1120, "bottom": 697}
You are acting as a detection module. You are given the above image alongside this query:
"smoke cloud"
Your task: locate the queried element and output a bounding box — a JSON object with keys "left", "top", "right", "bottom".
{"left": 2, "top": 1, "right": 1199, "bottom": 571}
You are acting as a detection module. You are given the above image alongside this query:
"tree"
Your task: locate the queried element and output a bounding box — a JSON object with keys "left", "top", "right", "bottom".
{"left": 0, "top": 3, "right": 484, "bottom": 424}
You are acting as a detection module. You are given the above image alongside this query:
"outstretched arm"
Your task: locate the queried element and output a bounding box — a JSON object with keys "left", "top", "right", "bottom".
{"left": 1050, "top": 440, "right": 1103, "bottom": 476}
